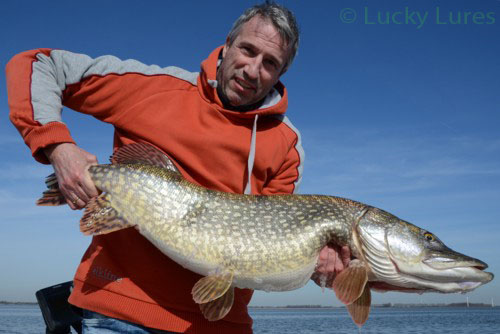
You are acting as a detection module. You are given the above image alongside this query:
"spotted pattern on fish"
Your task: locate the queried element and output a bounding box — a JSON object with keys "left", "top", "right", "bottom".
{"left": 87, "top": 163, "right": 365, "bottom": 282}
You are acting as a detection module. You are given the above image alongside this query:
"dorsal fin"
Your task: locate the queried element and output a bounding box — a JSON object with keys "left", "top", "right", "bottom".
{"left": 110, "top": 143, "right": 180, "bottom": 174}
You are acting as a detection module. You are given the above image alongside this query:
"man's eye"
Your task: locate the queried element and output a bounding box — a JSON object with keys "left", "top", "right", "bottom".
{"left": 241, "top": 46, "right": 252, "bottom": 55}
{"left": 265, "top": 59, "right": 278, "bottom": 70}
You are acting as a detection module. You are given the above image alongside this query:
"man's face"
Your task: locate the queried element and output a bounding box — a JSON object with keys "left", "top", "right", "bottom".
{"left": 217, "top": 16, "right": 290, "bottom": 107}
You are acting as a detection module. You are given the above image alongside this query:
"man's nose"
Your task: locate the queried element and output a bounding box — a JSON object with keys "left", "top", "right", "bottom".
{"left": 244, "top": 57, "right": 260, "bottom": 81}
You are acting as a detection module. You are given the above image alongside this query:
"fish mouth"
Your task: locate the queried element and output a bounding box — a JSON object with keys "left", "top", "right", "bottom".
{"left": 396, "top": 261, "right": 493, "bottom": 293}
{"left": 420, "top": 253, "right": 494, "bottom": 284}
{"left": 408, "top": 246, "right": 490, "bottom": 281}
{"left": 423, "top": 255, "right": 489, "bottom": 271}
{"left": 386, "top": 254, "right": 494, "bottom": 294}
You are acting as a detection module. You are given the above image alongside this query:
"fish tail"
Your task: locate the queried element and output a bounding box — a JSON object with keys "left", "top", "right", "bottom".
{"left": 36, "top": 173, "right": 66, "bottom": 206}
{"left": 80, "top": 194, "right": 133, "bottom": 235}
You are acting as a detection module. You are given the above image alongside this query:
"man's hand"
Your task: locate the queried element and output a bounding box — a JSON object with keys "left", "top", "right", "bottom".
{"left": 311, "top": 244, "right": 351, "bottom": 289}
{"left": 44, "top": 143, "right": 99, "bottom": 210}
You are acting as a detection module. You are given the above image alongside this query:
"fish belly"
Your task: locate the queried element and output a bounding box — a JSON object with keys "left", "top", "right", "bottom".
{"left": 232, "top": 256, "right": 319, "bottom": 291}
{"left": 140, "top": 225, "right": 220, "bottom": 276}
{"left": 140, "top": 223, "right": 319, "bottom": 292}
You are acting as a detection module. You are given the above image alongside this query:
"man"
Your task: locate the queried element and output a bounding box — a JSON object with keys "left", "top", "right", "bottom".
{"left": 6, "top": 2, "right": 349, "bottom": 333}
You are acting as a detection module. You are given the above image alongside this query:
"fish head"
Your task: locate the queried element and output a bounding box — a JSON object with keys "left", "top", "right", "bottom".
{"left": 355, "top": 207, "right": 494, "bottom": 293}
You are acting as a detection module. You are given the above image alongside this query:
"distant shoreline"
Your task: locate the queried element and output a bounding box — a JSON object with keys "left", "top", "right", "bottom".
{"left": 1, "top": 301, "right": 496, "bottom": 308}
{"left": 0, "top": 301, "right": 38, "bottom": 305}
{"left": 249, "top": 303, "right": 497, "bottom": 309}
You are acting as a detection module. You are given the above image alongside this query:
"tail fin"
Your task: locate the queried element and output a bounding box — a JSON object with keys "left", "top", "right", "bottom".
{"left": 36, "top": 173, "right": 66, "bottom": 206}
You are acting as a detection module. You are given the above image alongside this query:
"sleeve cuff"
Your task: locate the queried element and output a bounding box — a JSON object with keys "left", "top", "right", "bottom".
{"left": 23, "top": 121, "right": 75, "bottom": 164}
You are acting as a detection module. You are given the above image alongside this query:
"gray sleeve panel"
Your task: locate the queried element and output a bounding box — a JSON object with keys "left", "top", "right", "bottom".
{"left": 31, "top": 53, "right": 65, "bottom": 125}
{"left": 31, "top": 50, "right": 199, "bottom": 125}
{"left": 273, "top": 115, "right": 305, "bottom": 194}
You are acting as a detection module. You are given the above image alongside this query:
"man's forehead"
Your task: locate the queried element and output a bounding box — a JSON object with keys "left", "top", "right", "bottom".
{"left": 238, "top": 16, "right": 288, "bottom": 50}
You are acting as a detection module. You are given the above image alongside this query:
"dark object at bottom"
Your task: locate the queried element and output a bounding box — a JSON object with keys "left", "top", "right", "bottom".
{"left": 35, "top": 281, "right": 82, "bottom": 334}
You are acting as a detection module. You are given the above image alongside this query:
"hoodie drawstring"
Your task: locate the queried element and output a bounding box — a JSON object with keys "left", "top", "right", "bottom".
{"left": 244, "top": 114, "right": 259, "bottom": 195}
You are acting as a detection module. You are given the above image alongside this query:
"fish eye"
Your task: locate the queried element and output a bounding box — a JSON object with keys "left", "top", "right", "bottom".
{"left": 424, "top": 232, "right": 435, "bottom": 242}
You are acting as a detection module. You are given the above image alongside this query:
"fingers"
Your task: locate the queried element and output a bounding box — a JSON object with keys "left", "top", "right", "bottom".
{"left": 80, "top": 169, "right": 100, "bottom": 199}
{"left": 317, "top": 246, "right": 337, "bottom": 272}
{"left": 340, "top": 245, "right": 351, "bottom": 269}
{"left": 60, "top": 181, "right": 89, "bottom": 210}
{"left": 312, "top": 244, "right": 352, "bottom": 288}
{"left": 65, "top": 192, "right": 86, "bottom": 210}
{"left": 312, "top": 246, "right": 337, "bottom": 288}
{"left": 320, "top": 245, "right": 343, "bottom": 274}
{"left": 44, "top": 143, "right": 99, "bottom": 210}
{"left": 66, "top": 181, "right": 96, "bottom": 209}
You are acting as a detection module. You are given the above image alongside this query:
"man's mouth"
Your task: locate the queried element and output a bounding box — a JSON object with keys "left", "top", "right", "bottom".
{"left": 235, "top": 77, "right": 256, "bottom": 91}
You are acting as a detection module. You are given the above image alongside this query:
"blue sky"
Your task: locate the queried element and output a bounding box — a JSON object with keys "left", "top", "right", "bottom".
{"left": 1, "top": 0, "right": 499, "bottom": 308}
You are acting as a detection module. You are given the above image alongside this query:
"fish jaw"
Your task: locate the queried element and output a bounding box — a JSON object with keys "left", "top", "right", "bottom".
{"left": 389, "top": 260, "right": 493, "bottom": 293}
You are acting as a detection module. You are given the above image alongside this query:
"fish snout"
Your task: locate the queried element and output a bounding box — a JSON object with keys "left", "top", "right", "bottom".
{"left": 423, "top": 251, "right": 489, "bottom": 271}
{"left": 471, "top": 261, "right": 494, "bottom": 283}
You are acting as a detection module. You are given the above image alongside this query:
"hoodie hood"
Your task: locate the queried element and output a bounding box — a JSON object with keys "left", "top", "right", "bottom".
{"left": 198, "top": 46, "right": 288, "bottom": 119}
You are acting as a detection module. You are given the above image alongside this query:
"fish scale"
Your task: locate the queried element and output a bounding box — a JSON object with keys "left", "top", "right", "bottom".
{"left": 37, "top": 142, "right": 493, "bottom": 326}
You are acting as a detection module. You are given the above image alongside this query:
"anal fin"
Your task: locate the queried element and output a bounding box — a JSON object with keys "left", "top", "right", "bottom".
{"left": 199, "top": 287, "right": 235, "bottom": 321}
{"left": 332, "top": 259, "right": 369, "bottom": 305}
{"left": 80, "top": 194, "right": 132, "bottom": 235}
{"left": 346, "top": 285, "right": 371, "bottom": 327}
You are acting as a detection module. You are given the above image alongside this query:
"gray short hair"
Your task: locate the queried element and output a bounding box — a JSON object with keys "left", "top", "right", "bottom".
{"left": 227, "top": 1, "right": 299, "bottom": 73}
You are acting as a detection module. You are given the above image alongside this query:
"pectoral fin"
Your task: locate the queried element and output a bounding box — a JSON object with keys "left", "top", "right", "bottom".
{"left": 332, "top": 259, "right": 368, "bottom": 305}
{"left": 346, "top": 285, "right": 371, "bottom": 327}
{"left": 191, "top": 271, "right": 234, "bottom": 304}
{"left": 199, "top": 287, "right": 235, "bottom": 321}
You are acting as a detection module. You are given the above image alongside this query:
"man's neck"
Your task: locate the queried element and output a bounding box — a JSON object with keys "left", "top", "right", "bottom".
{"left": 216, "top": 84, "right": 265, "bottom": 112}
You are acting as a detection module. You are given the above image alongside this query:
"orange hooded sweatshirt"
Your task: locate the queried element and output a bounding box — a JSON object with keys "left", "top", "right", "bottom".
{"left": 6, "top": 46, "right": 304, "bottom": 333}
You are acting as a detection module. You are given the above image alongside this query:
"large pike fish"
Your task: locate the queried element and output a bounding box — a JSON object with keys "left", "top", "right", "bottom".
{"left": 37, "top": 143, "right": 493, "bottom": 326}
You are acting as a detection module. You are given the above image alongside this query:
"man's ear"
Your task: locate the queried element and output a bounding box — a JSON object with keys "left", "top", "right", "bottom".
{"left": 222, "top": 37, "right": 231, "bottom": 58}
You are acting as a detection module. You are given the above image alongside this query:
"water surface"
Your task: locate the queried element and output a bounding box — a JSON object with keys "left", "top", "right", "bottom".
{"left": 1, "top": 304, "right": 499, "bottom": 333}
